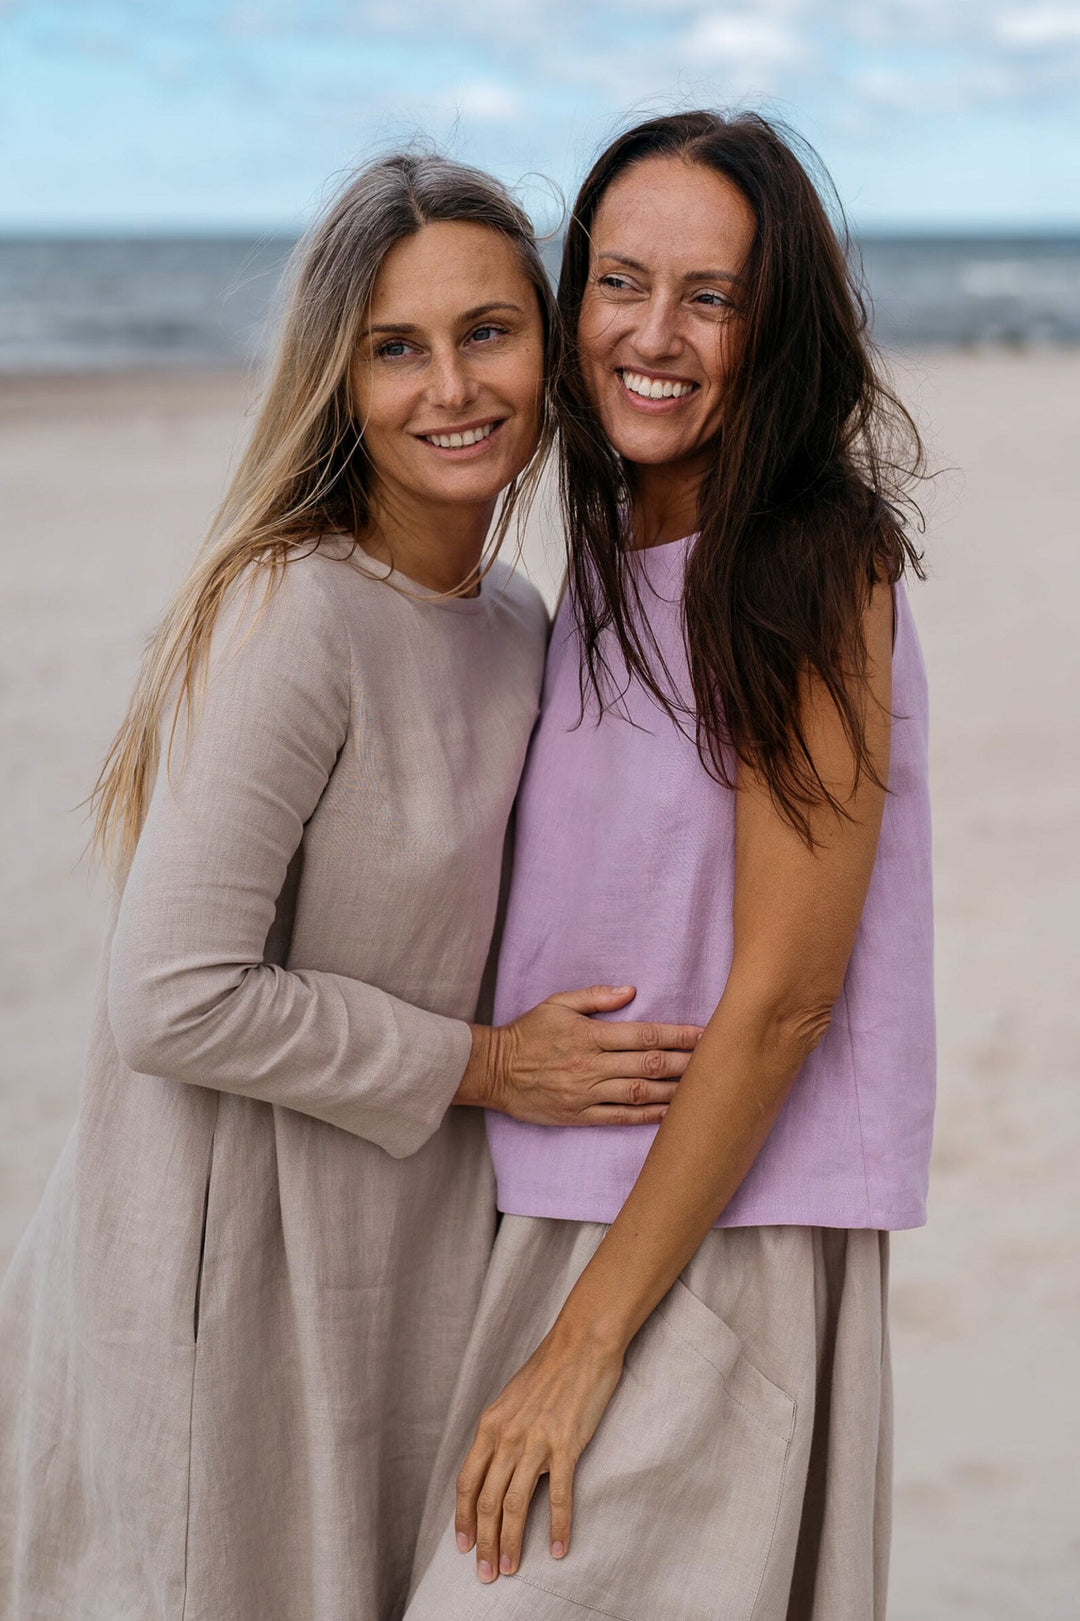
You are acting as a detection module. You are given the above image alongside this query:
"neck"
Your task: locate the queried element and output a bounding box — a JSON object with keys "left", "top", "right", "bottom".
{"left": 362, "top": 482, "right": 497, "bottom": 595}
{"left": 628, "top": 454, "right": 706, "bottom": 551}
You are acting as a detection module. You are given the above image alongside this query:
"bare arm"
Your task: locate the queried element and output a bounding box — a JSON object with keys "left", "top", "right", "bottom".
{"left": 454, "top": 581, "right": 895, "bottom": 1580}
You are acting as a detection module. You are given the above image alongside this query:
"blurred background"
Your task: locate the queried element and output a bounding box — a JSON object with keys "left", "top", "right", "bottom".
{"left": 1, "top": 4, "right": 1078, "bottom": 1616}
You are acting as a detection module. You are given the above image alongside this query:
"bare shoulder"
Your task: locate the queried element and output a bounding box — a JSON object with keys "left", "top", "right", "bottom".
{"left": 865, "top": 576, "right": 896, "bottom": 670}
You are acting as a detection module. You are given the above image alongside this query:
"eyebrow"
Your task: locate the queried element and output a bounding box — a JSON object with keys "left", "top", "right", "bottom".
{"left": 598, "top": 251, "right": 739, "bottom": 285}
{"left": 366, "top": 300, "right": 526, "bottom": 336}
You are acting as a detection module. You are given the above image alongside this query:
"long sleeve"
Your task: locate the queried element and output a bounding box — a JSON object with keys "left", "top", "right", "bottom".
{"left": 107, "top": 558, "right": 473, "bottom": 1159}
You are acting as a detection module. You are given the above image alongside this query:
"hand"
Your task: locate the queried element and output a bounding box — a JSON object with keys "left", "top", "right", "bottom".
{"left": 460, "top": 986, "right": 701, "bottom": 1126}
{"left": 454, "top": 1319, "right": 623, "bottom": 1581}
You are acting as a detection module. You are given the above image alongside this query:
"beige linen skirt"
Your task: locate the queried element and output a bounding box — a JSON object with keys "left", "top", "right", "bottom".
{"left": 406, "top": 1216, "right": 891, "bottom": 1621}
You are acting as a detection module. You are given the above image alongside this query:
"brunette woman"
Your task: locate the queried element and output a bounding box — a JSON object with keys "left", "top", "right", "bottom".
{"left": 0, "top": 154, "right": 698, "bottom": 1621}
{"left": 407, "top": 112, "right": 933, "bottom": 1620}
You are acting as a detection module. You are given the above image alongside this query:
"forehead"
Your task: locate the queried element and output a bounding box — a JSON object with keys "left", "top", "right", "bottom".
{"left": 369, "top": 221, "right": 534, "bottom": 318}
{"left": 592, "top": 156, "right": 756, "bottom": 272}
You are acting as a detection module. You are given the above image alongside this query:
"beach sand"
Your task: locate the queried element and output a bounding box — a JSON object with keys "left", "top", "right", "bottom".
{"left": 2, "top": 356, "right": 1077, "bottom": 1617}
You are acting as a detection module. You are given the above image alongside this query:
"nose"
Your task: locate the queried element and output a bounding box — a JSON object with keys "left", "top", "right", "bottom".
{"left": 425, "top": 345, "right": 478, "bottom": 413}
{"left": 631, "top": 292, "right": 682, "bottom": 363}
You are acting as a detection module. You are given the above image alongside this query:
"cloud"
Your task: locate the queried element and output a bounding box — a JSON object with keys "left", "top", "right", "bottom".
{"left": 681, "top": 13, "right": 803, "bottom": 65}
{"left": 2, "top": 0, "right": 1078, "bottom": 228}
{"left": 996, "top": 6, "right": 1080, "bottom": 47}
{"left": 440, "top": 81, "right": 522, "bottom": 121}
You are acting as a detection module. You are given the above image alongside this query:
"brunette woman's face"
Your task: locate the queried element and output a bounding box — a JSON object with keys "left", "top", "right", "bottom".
{"left": 577, "top": 156, "right": 756, "bottom": 471}
{"left": 352, "top": 221, "right": 545, "bottom": 512}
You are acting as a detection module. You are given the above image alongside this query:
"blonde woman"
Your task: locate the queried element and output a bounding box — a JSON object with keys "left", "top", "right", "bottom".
{"left": 0, "top": 154, "right": 698, "bottom": 1621}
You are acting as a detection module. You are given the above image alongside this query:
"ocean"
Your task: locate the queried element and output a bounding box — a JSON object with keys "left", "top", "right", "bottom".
{"left": 1, "top": 233, "right": 1078, "bottom": 372}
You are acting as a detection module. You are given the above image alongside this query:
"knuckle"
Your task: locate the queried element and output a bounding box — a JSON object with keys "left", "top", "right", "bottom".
{"left": 627, "top": 1077, "right": 647, "bottom": 1106}
{"left": 642, "top": 1049, "right": 663, "bottom": 1077}
{"left": 640, "top": 1022, "right": 660, "bottom": 1050}
{"left": 477, "top": 1493, "right": 500, "bottom": 1517}
{"left": 502, "top": 1489, "right": 527, "bottom": 1514}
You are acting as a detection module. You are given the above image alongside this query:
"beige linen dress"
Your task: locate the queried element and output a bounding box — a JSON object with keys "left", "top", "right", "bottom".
{"left": 0, "top": 540, "right": 547, "bottom": 1621}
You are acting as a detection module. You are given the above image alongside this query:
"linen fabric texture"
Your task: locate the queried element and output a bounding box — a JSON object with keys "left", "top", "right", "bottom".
{"left": 487, "top": 534, "right": 936, "bottom": 1229}
{"left": 406, "top": 1215, "right": 892, "bottom": 1621}
{"left": 0, "top": 541, "right": 547, "bottom": 1621}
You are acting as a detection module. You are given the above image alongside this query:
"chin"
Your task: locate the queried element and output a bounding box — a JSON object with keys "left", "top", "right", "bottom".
{"left": 608, "top": 428, "right": 690, "bottom": 466}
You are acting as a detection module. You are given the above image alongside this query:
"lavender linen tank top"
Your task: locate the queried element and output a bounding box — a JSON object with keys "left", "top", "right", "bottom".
{"left": 488, "top": 535, "right": 935, "bottom": 1230}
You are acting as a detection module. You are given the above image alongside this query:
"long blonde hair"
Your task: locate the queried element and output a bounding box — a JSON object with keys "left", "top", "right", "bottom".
{"left": 90, "top": 153, "right": 559, "bottom": 874}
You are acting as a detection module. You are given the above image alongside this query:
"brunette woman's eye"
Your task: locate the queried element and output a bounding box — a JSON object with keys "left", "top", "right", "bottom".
{"left": 597, "top": 274, "right": 633, "bottom": 292}
{"left": 693, "top": 290, "right": 733, "bottom": 310}
{"left": 468, "top": 324, "right": 507, "bottom": 344}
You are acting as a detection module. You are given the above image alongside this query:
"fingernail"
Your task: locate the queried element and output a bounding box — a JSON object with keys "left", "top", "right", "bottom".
{"left": 551, "top": 1540, "right": 566, "bottom": 1558}
{"left": 500, "top": 1554, "right": 512, "bottom": 1574}
{"left": 615, "top": 985, "right": 633, "bottom": 995}
{"left": 456, "top": 1532, "right": 469, "bottom": 1553}
{"left": 478, "top": 1560, "right": 494, "bottom": 1583}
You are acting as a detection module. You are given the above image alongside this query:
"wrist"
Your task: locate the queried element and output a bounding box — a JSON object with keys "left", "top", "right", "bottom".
{"left": 548, "top": 1290, "right": 636, "bottom": 1361}
{"left": 454, "top": 1023, "right": 509, "bottom": 1111}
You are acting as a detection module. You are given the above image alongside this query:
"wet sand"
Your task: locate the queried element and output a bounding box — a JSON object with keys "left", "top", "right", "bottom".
{"left": 1, "top": 355, "right": 1077, "bottom": 1617}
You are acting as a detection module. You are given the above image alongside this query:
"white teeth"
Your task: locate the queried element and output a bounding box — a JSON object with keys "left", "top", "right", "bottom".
{"left": 423, "top": 422, "right": 496, "bottom": 449}
{"left": 620, "top": 370, "right": 694, "bottom": 401}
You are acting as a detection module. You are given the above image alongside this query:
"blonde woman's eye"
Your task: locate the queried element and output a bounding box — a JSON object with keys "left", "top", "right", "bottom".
{"left": 376, "top": 339, "right": 413, "bottom": 359}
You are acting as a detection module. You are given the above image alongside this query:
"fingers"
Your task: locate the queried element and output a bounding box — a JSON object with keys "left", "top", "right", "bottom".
{"left": 455, "top": 1425, "right": 494, "bottom": 1559}
{"left": 474, "top": 1449, "right": 518, "bottom": 1584}
{"left": 579, "top": 1103, "right": 669, "bottom": 1127}
{"left": 496, "top": 1452, "right": 547, "bottom": 1576}
{"left": 546, "top": 984, "right": 635, "bottom": 1015}
{"left": 588, "top": 1077, "right": 680, "bottom": 1108}
{"left": 593, "top": 1019, "right": 703, "bottom": 1053}
{"left": 593, "top": 1048, "right": 692, "bottom": 1082}
{"left": 548, "top": 1457, "right": 575, "bottom": 1559}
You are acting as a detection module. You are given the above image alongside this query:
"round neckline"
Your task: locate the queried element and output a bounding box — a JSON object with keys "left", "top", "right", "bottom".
{"left": 629, "top": 531, "right": 697, "bottom": 559}
{"left": 346, "top": 545, "right": 493, "bottom": 614}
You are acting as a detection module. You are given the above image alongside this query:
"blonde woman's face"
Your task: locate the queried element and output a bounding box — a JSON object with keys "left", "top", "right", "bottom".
{"left": 352, "top": 221, "right": 545, "bottom": 514}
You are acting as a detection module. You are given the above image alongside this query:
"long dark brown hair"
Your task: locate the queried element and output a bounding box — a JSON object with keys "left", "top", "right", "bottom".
{"left": 559, "top": 111, "right": 924, "bottom": 840}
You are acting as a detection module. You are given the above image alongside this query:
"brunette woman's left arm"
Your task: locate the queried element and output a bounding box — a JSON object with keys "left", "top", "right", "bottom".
{"left": 453, "top": 581, "right": 895, "bottom": 1582}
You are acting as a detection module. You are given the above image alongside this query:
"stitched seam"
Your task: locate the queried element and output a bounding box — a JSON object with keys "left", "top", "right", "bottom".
{"left": 322, "top": 555, "right": 355, "bottom": 751}
{"left": 748, "top": 1426, "right": 796, "bottom": 1621}
{"left": 180, "top": 1098, "right": 219, "bottom": 1620}
{"left": 654, "top": 1306, "right": 796, "bottom": 1444}
{"left": 841, "top": 982, "right": 874, "bottom": 1225}
{"left": 513, "top": 1570, "right": 633, "bottom": 1621}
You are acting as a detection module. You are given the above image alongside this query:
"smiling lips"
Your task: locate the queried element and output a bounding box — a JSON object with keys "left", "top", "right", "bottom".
{"left": 419, "top": 419, "right": 501, "bottom": 449}
{"left": 619, "top": 368, "right": 697, "bottom": 401}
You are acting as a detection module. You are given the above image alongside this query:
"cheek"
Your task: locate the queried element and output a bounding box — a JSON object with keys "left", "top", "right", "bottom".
{"left": 498, "top": 347, "right": 545, "bottom": 423}
{"left": 709, "top": 323, "right": 740, "bottom": 393}
{"left": 576, "top": 295, "right": 621, "bottom": 373}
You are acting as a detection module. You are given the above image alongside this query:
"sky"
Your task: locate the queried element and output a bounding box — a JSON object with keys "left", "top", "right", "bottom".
{"left": 1, "top": 0, "right": 1079, "bottom": 233}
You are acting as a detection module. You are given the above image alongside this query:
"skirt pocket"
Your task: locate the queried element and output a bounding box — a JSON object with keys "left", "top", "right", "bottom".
{"left": 508, "top": 1275, "right": 797, "bottom": 1621}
